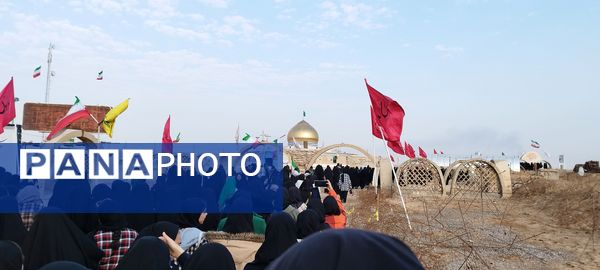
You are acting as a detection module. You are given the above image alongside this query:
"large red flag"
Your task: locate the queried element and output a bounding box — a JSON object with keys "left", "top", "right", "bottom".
{"left": 418, "top": 147, "right": 428, "bottom": 158}
{"left": 370, "top": 106, "right": 382, "bottom": 139}
{"left": 365, "top": 79, "right": 405, "bottom": 142}
{"left": 388, "top": 140, "right": 405, "bottom": 155}
{"left": 0, "top": 78, "right": 16, "bottom": 134}
{"left": 404, "top": 142, "right": 416, "bottom": 159}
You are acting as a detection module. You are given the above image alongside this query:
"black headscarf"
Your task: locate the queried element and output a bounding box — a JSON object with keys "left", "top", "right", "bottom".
{"left": 324, "top": 166, "right": 333, "bottom": 181}
{"left": 49, "top": 180, "right": 98, "bottom": 234}
{"left": 22, "top": 208, "right": 103, "bottom": 270}
{"left": 314, "top": 165, "right": 324, "bottom": 180}
{"left": 126, "top": 181, "right": 156, "bottom": 231}
{"left": 91, "top": 184, "right": 111, "bottom": 207}
{"left": 97, "top": 199, "right": 127, "bottom": 231}
{"left": 38, "top": 261, "right": 89, "bottom": 270}
{"left": 307, "top": 197, "right": 326, "bottom": 223}
{"left": 323, "top": 196, "right": 340, "bottom": 216}
{"left": 266, "top": 229, "right": 424, "bottom": 270}
{"left": 197, "top": 189, "right": 221, "bottom": 232}
{"left": 175, "top": 198, "right": 206, "bottom": 229}
{"left": 287, "top": 187, "right": 303, "bottom": 208}
{"left": 136, "top": 221, "right": 179, "bottom": 241}
{"left": 246, "top": 213, "right": 297, "bottom": 270}
{"left": 115, "top": 236, "right": 170, "bottom": 270}
{"left": 0, "top": 196, "right": 27, "bottom": 247}
{"left": 183, "top": 242, "right": 235, "bottom": 270}
{"left": 282, "top": 188, "right": 291, "bottom": 209}
{"left": 95, "top": 200, "right": 129, "bottom": 254}
{"left": 222, "top": 193, "right": 254, "bottom": 234}
{"left": 296, "top": 209, "right": 321, "bottom": 239}
{"left": 0, "top": 240, "right": 23, "bottom": 270}
{"left": 222, "top": 214, "right": 254, "bottom": 234}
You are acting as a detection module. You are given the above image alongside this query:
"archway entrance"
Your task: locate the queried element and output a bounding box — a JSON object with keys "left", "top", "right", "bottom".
{"left": 305, "top": 143, "right": 375, "bottom": 170}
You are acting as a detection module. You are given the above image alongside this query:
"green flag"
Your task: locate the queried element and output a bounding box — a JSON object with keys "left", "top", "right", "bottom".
{"left": 242, "top": 133, "right": 251, "bottom": 141}
{"left": 291, "top": 158, "right": 300, "bottom": 172}
{"left": 303, "top": 111, "right": 306, "bottom": 117}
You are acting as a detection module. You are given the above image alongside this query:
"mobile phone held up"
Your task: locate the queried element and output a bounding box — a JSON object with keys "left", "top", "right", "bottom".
{"left": 314, "top": 180, "right": 328, "bottom": 187}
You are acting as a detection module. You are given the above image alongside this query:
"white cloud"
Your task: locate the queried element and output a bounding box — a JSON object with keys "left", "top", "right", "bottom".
{"left": 197, "top": 0, "right": 229, "bottom": 8}
{"left": 277, "top": 8, "right": 295, "bottom": 20}
{"left": 67, "top": 0, "right": 139, "bottom": 15}
{"left": 0, "top": 12, "right": 139, "bottom": 55}
{"left": 318, "top": 62, "right": 364, "bottom": 70}
{"left": 318, "top": 1, "right": 391, "bottom": 29}
{"left": 435, "top": 44, "right": 464, "bottom": 56}
{"left": 217, "top": 15, "right": 259, "bottom": 37}
{"left": 145, "top": 20, "right": 212, "bottom": 43}
{"left": 144, "top": 14, "right": 275, "bottom": 45}
{"left": 304, "top": 38, "right": 339, "bottom": 49}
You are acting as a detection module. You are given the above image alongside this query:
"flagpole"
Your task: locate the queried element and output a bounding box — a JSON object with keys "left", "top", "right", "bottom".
{"left": 88, "top": 113, "right": 101, "bottom": 141}
{"left": 377, "top": 125, "right": 412, "bottom": 230}
{"left": 372, "top": 134, "right": 377, "bottom": 195}
{"left": 44, "top": 43, "right": 54, "bottom": 103}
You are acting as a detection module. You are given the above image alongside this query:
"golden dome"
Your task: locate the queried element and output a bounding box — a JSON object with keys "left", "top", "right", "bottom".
{"left": 287, "top": 120, "right": 319, "bottom": 143}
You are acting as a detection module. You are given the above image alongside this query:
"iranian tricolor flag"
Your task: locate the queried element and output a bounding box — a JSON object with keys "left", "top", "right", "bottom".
{"left": 46, "top": 96, "right": 91, "bottom": 140}
{"left": 33, "top": 66, "right": 41, "bottom": 78}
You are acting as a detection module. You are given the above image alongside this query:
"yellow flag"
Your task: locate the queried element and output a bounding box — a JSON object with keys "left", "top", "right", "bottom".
{"left": 102, "top": 98, "right": 129, "bottom": 138}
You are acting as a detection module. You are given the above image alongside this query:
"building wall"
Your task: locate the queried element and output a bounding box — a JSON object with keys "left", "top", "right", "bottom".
{"left": 22, "top": 103, "right": 110, "bottom": 132}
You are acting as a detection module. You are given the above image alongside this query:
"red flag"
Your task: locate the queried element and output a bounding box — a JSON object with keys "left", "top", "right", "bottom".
{"left": 0, "top": 78, "right": 16, "bottom": 134}
{"left": 404, "top": 142, "right": 416, "bottom": 159}
{"left": 365, "top": 79, "right": 405, "bottom": 142}
{"left": 418, "top": 147, "right": 427, "bottom": 158}
{"left": 387, "top": 140, "right": 405, "bottom": 155}
{"left": 162, "top": 115, "right": 172, "bottom": 143}
{"left": 434, "top": 149, "right": 438, "bottom": 155}
{"left": 162, "top": 116, "right": 174, "bottom": 153}
{"left": 370, "top": 106, "right": 382, "bottom": 139}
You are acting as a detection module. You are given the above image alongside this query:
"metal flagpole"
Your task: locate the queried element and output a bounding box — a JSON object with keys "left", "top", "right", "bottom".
{"left": 89, "top": 113, "right": 101, "bottom": 141}
{"left": 44, "top": 43, "right": 54, "bottom": 103}
{"left": 372, "top": 132, "right": 378, "bottom": 194}
{"left": 377, "top": 125, "right": 412, "bottom": 230}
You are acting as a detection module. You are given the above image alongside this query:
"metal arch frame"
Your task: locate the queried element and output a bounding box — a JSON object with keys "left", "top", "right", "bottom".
{"left": 395, "top": 158, "right": 446, "bottom": 195}
{"left": 445, "top": 159, "right": 505, "bottom": 197}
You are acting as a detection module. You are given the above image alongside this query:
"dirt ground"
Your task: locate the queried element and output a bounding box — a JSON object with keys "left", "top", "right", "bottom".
{"left": 344, "top": 172, "right": 600, "bottom": 269}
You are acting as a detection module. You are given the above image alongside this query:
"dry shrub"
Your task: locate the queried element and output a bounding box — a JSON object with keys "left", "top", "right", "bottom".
{"left": 515, "top": 172, "right": 600, "bottom": 231}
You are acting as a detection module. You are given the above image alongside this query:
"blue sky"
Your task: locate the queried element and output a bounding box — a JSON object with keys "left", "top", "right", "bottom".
{"left": 0, "top": 0, "right": 599, "bottom": 167}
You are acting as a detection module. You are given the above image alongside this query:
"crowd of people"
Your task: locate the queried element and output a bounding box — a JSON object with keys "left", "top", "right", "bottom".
{"left": 0, "top": 164, "right": 424, "bottom": 270}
